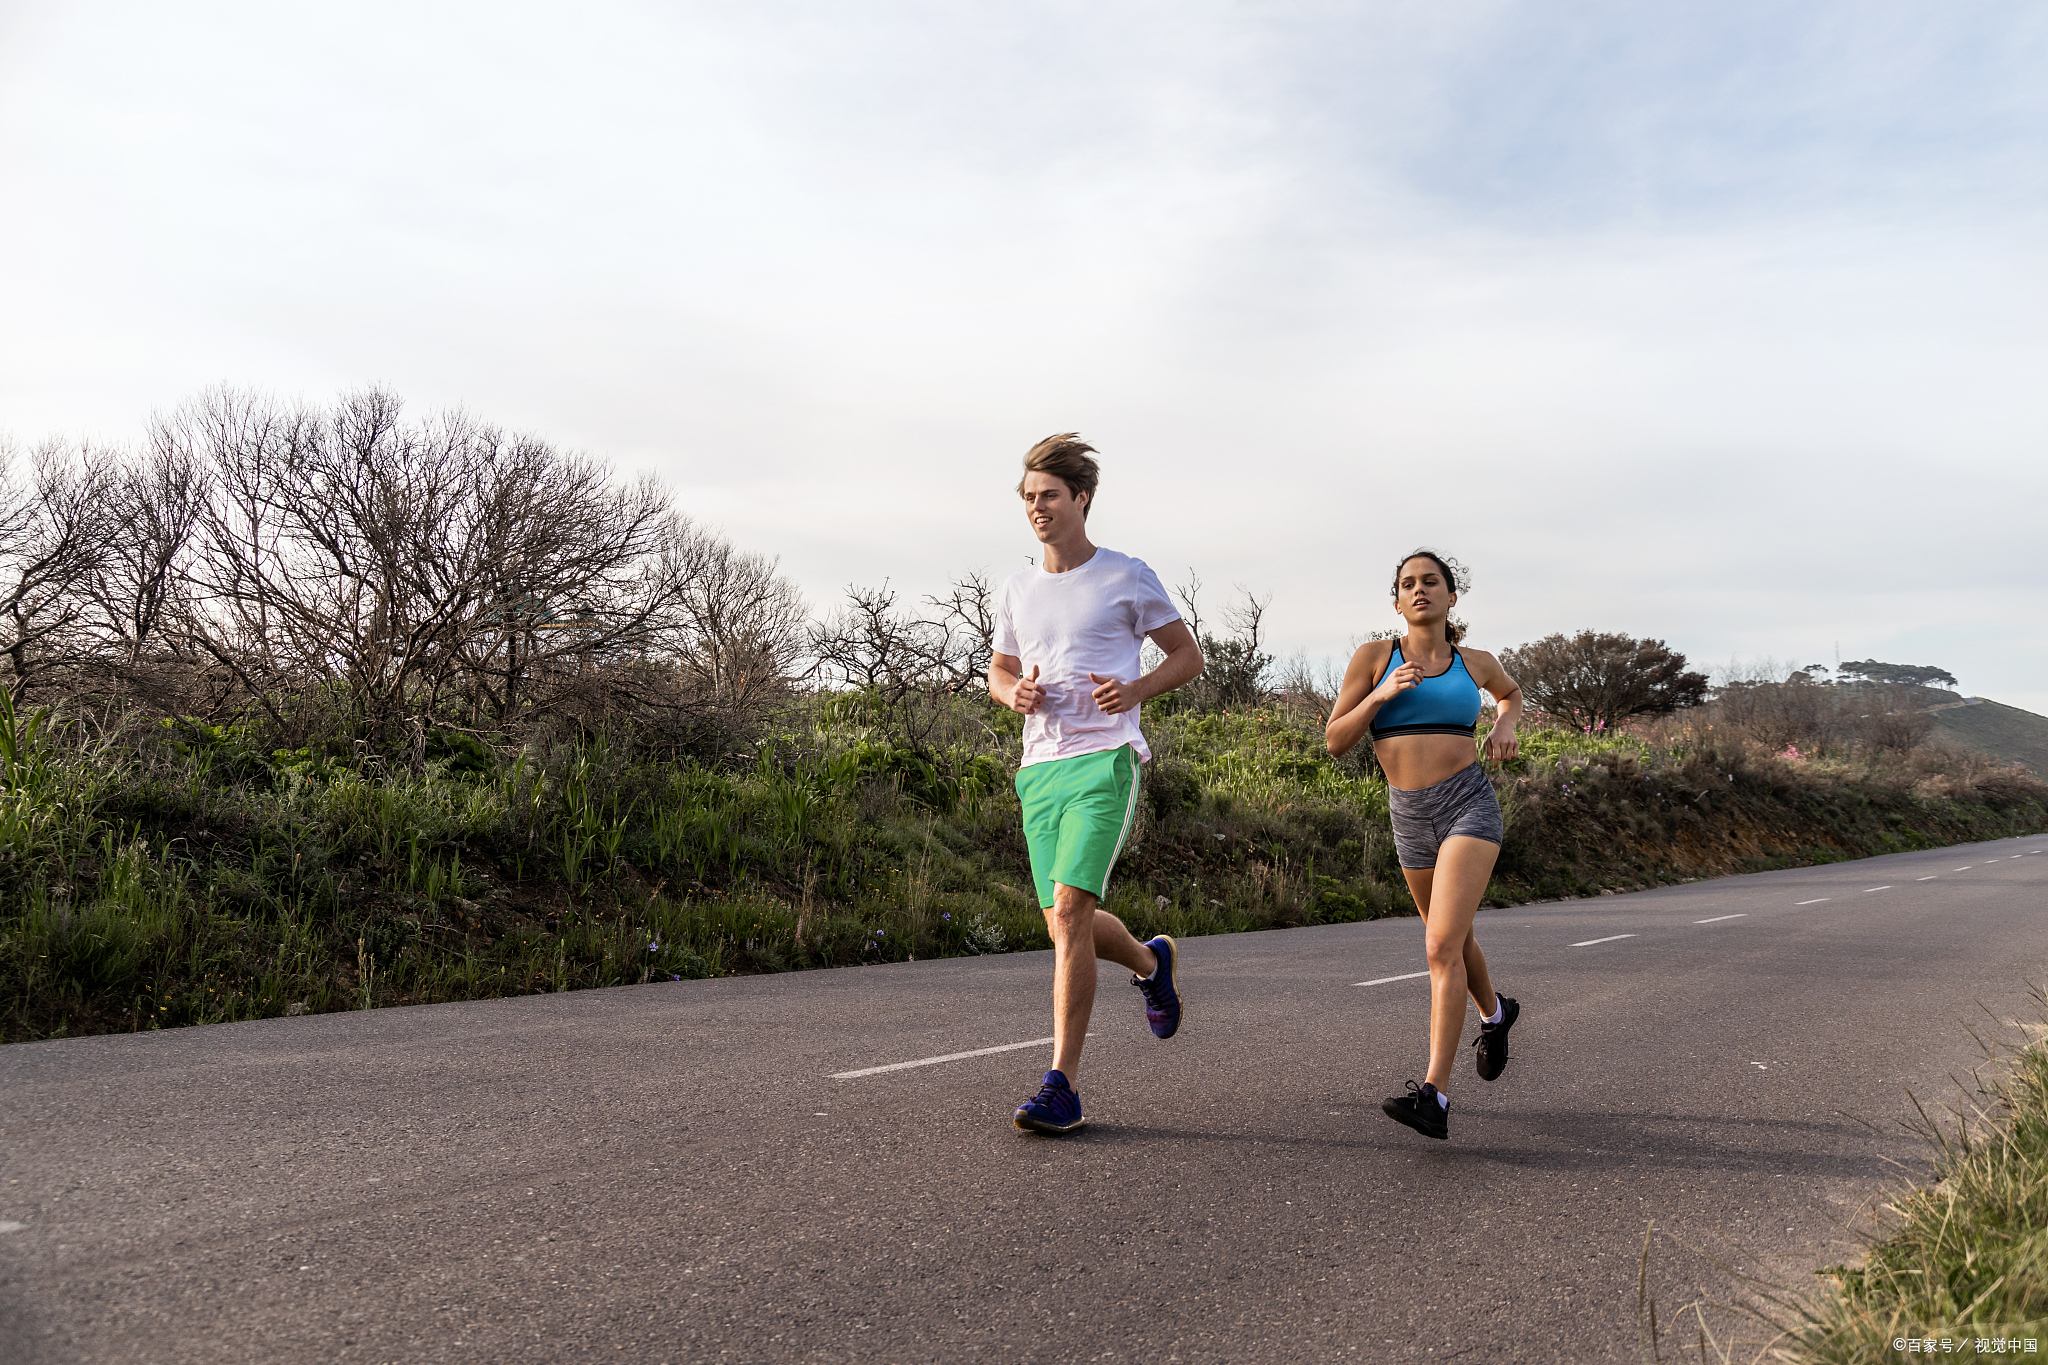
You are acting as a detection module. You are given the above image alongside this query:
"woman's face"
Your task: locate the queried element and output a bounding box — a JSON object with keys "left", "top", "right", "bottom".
{"left": 1395, "top": 557, "right": 1456, "bottom": 624}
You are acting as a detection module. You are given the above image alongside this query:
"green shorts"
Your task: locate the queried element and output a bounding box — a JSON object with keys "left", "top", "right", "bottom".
{"left": 1014, "top": 744, "right": 1142, "bottom": 910}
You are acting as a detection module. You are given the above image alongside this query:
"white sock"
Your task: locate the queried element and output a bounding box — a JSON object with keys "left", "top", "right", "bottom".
{"left": 1480, "top": 997, "right": 1504, "bottom": 1026}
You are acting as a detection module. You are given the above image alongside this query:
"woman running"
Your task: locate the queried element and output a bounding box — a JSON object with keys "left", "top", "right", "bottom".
{"left": 1325, "top": 550, "right": 1524, "bottom": 1140}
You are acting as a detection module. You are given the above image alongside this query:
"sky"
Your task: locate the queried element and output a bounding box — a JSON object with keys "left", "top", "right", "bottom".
{"left": 3, "top": 1, "right": 2045, "bottom": 710}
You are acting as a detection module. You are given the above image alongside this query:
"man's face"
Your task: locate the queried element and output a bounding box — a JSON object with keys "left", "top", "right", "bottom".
{"left": 1020, "top": 470, "right": 1086, "bottom": 544}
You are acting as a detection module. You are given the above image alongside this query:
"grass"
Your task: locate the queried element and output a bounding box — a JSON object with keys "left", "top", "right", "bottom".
{"left": 1634, "top": 992, "right": 2048, "bottom": 1364}
{"left": 1783, "top": 992, "right": 2048, "bottom": 1361}
{"left": 3, "top": 687, "right": 2045, "bottom": 1043}
{"left": 1932, "top": 699, "right": 2048, "bottom": 779}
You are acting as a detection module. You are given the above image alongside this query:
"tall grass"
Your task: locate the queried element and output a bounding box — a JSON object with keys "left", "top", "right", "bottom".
{"left": 1785, "top": 992, "right": 2048, "bottom": 1360}
{"left": 1632, "top": 991, "right": 2048, "bottom": 1364}
{"left": 2, "top": 688, "right": 2043, "bottom": 1042}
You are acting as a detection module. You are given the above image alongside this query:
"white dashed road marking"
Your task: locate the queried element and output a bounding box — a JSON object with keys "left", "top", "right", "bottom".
{"left": 1571, "top": 934, "right": 1637, "bottom": 948}
{"left": 1695, "top": 914, "right": 1746, "bottom": 924}
{"left": 832, "top": 1035, "right": 1070, "bottom": 1079}
{"left": 1355, "top": 971, "right": 1430, "bottom": 987}
{"left": 1956, "top": 866, "right": 1973, "bottom": 871}
{"left": 1796, "top": 898, "right": 1829, "bottom": 906}
{"left": 1863, "top": 886, "right": 1891, "bottom": 892}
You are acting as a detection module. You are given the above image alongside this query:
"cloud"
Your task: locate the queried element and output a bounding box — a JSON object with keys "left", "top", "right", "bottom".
{"left": 2, "top": 0, "right": 2043, "bottom": 708}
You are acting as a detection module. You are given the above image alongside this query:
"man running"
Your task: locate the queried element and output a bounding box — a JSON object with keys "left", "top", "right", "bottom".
{"left": 988, "top": 433, "right": 1205, "bottom": 1135}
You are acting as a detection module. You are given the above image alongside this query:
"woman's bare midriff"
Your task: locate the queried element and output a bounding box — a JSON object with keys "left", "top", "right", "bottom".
{"left": 1375, "top": 733, "right": 1481, "bottom": 792}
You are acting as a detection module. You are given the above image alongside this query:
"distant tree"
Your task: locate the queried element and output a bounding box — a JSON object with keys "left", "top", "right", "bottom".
{"left": 1499, "top": 631, "right": 1709, "bottom": 731}
{"left": 1837, "top": 659, "right": 1958, "bottom": 690}
{"left": 1170, "top": 570, "right": 1270, "bottom": 710}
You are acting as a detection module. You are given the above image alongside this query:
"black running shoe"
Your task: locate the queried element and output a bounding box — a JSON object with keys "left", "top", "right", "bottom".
{"left": 1474, "top": 994, "right": 1519, "bottom": 1082}
{"left": 1382, "top": 1080, "right": 1448, "bottom": 1139}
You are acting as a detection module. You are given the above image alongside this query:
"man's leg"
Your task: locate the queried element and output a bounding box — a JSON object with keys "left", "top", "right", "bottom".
{"left": 1045, "top": 883, "right": 1159, "bottom": 1080}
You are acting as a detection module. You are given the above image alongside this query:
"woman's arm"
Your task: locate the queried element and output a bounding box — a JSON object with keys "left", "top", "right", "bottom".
{"left": 1462, "top": 648, "right": 1523, "bottom": 765}
{"left": 1325, "top": 640, "right": 1412, "bottom": 757}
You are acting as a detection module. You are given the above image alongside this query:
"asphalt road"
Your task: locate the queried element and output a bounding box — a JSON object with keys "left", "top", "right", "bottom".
{"left": 4, "top": 833, "right": 2047, "bottom": 1364}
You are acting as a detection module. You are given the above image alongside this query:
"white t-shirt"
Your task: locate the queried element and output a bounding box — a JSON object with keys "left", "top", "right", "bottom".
{"left": 992, "top": 547, "right": 1181, "bottom": 768}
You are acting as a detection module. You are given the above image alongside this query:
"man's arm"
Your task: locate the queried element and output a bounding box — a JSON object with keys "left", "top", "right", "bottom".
{"left": 1088, "top": 619, "right": 1203, "bottom": 715}
{"left": 989, "top": 652, "right": 1045, "bottom": 714}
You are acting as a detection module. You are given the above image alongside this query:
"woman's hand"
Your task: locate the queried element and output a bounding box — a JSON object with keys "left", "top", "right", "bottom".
{"left": 1485, "top": 720, "right": 1520, "bottom": 766}
{"left": 1369, "top": 660, "right": 1423, "bottom": 707}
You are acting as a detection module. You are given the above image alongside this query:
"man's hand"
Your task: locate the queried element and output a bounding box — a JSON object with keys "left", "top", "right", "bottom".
{"left": 1089, "top": 672, "right": 1139, "bottom": 715}
{"left": 1009, "top": 664, "right": 1045, "bottom": 715}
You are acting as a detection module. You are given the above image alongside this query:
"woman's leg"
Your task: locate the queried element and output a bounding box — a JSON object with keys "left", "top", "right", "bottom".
{"left": 1401, "top": 835, "right": 1502, "bottom": 1093}
{"left": 1400, "top": 865, "right": 1499, "bottom": 1019}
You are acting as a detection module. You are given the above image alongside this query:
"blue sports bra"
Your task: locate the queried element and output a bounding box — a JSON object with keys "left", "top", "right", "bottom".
{"left": 1369, "top": 643, "right": 1482, "bottom": 740}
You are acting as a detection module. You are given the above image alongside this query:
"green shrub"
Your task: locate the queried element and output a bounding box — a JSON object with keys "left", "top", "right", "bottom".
{"left": 1, "top": 693, "right": 2042, "bottom": 1042}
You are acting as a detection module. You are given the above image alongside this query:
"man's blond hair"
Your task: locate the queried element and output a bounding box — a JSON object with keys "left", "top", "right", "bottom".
{"left": 1018, "top": 433, "right": 1100, "bottom": 518}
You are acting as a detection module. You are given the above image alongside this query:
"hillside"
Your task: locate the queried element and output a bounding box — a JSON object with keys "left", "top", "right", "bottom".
{"left": 1929, "top": 698, "right": 2048, "bottom": 776}
{"left": 4, "top": 697, "right": 2046, "bottom": 1043}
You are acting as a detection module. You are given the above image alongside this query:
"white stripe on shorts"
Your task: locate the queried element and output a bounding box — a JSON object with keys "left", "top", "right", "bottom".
{"left": 1094, "top": 746, "right": 1142, "bottom": 897}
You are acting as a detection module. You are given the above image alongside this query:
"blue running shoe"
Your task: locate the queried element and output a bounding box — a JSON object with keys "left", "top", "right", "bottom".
{"left": 1133, "top": 935, "right": 1181, "bottom": 1039}
{"left": 1013, "top": 1069, "right": 1085, "bottom": 1134}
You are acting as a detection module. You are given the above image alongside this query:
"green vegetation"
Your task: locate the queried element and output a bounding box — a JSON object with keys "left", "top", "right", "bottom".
{"left": 2, "top": 387, "right": 2043, "bottom": 1044}
{"left": 1494, "top": 712, "right": 2048, "bottom": 899}
{"left": 1787, "top": 1005, "right": 2048, "bottom": 1358}
{"left": 1932, "top": 699, "right": 2048, "bottom": 779}
{"left": 4, "top": 680, "right": 2044, "bottom": 1044}
{"left": 1651, "top": 990, "right": 2048, "bottom": 1363}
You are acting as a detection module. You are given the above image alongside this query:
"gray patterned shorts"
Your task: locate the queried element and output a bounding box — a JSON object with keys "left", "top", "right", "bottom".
{"left": 1388, "top": 762, "right": 1503, "bottom": 870}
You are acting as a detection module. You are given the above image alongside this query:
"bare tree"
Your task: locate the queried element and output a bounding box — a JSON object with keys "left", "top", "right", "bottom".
{"left": 810, "top": 572, "right": 1003, "bottom": 753}
{"left": 88, "top": 439, "right": 205, "bottom": 666}
{"left": 443, "top": 430, "right": 677, "bottom": 734}
{"left": 812, "top": 582, "right": 928, "bottom": 695}
{"left": 649, "top": 528, "right": 810, "bottom": 753}
{"left": 0, "top": 387, "right": 814, "bottom": 757}
{"left": 0, "top": 441, "right": 113, "bottom": 701}
{"left": 1166, "top": 572, "right": 1269, "bottom": 710}
{"left": 920, "top": 571, "right": 998, "bottom": 693}
{"left": 1859, "top": 689, "right": 1935, "bottom": 753}
{"left": 1210, "top": 587, "right": 1273, "bottom": 707}
{"left": 1172, "top": 568, "right": 1204, "bottom": 642}
{"left": 151, "top": 386, "right": 802, "bottom": 750}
